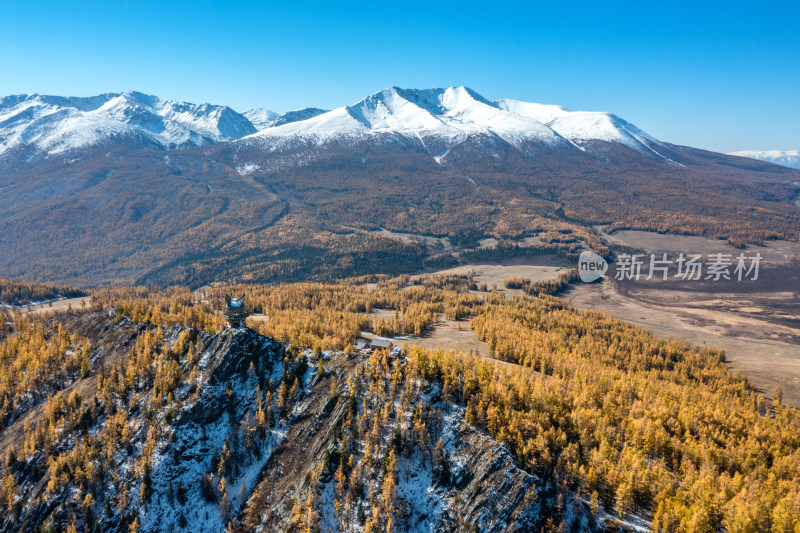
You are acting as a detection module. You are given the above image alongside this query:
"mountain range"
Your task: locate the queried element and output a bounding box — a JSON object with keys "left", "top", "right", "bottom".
{"left": 0, "top": 86, "right": 677, "bottom": 162}
{"left": 2, "top": 88, "right": 798, "bottom": 533}
{"left": 728, "top": 149, "right": 800, "bottom": 170}
{"left": 3, "top": 87, "right": 796, "bottom": 169}
{"left": 0, "top": 91, "right": 258, "bottom": 156}
{"left": 1, "top": 87, "right": 798, "bottom": 287}
{"left": 238, "top": 86, "right": 669, "bottom": 161}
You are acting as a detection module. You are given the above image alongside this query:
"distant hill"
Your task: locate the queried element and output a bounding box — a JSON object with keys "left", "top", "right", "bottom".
{"left": 729, "top": 149, "right": 800, "bottom": 169}
{"left": 0, "top": 279, "right": 86, "bottom": 306}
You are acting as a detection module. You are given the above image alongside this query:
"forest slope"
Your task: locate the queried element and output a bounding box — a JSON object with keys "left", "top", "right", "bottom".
{"left": 2, "top": 89, "right": 799, "bottom": 286}
{"left": 0, "top": 279, "right": 797, "bottom": 532}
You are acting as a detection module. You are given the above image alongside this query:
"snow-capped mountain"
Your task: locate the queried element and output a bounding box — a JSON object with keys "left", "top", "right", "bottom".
{"left": 496, "top": 98, "right": 660, "bottom": 152}
{"left": 2, "top": 86, "right": 797, "bottom": 288}
{"left": 269, "top": 107, "right": 328, "bottom": 127}
{"left": 242, "top": 108, "right": 279, "bottom": 130}
{"left": 0, "top": 86, "right": 670, "bottom": 162}
{"left": 243, "top": 107, "right": 328, "bottom": 130}
{"left": 240, "top": 86, "right": 666, "bottom": 160}
{"left": 0, "top": 91, "right": 257, "bottom": 157}
{"left": 729, "top": 150, "right": 800, "bottom": 170}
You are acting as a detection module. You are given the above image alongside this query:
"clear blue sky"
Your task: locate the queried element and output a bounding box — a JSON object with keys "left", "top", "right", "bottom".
{"left": 2, "top": 0, "right": 798, "bottom": 152}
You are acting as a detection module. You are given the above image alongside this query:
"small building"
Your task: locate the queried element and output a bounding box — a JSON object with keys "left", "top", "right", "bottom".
{"left": 355, "top": 339, "right": 369, "bottom": 351}
{"left": 370, "top": 338, "right": 391, "bottom": 350}
{"left": 224, "top": 294, "right": 250, "bottom": 328}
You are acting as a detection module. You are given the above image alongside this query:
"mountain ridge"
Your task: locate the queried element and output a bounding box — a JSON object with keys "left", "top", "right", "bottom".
{"left": 729, "top": 149, "right": 800, "bottom": 169}
{"left": 0, "top": 91, "right": 258, "bottom": 155}
{"left": 1, "top": 86, "right": 671, "bottom": 162}
{"left": 1, "top": 87, "right": 799, "bottom": 287}
{"left": 0, "top": 308, "right": 606, "bottom": 532}
{"left": 239, "top": 86, "right": 670, "bottom": 162}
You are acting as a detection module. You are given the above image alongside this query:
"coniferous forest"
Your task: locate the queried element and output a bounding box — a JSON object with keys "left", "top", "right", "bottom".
{"left": 3, "top": 5, "right": 800, "bottom": 532}
{"left": 0, "top": 276, "right": 797, "bottom": 532}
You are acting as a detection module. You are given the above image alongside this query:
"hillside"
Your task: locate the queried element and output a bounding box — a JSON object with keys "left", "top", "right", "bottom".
{"left": 0, "top": 279, "right": 798, "bottom": 532}
{"left": 0, "top": 279, "right": 86, "bottom": 307}
{"left": 1, "top": 88, "right": 799, "bottom": 287}
{"left": 0, "top": 309, "right": 592, "bottom": 532}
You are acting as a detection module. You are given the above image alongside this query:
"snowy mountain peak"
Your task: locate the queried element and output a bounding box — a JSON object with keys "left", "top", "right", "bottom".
{"left": 245, "top": 86, "right": 585, "bottom": 156}
{"left": 0, "top": 91, "right": 257, "bottom": 157}
{"left": 0, "top": 87, "right": 666, "bottom": 162}
{"left": 243, "top": 108, "right": 279, "bottom": 131}
{"left": 496, "top": 98, "right": 661, "bottom": 151}
{"left": 347, "top": 86, "right": 503, "bottom": 123}
{"left": 242, "top": 86, "right": 664, "bottom": 161}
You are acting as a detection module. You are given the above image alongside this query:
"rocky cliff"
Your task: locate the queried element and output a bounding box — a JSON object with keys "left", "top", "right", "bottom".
{"left": 0, "top": 312, "right": 626, "bottom": 532}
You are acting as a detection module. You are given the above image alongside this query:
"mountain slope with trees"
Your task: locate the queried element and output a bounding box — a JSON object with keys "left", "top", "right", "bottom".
{"left": 0, "top": 278, "right": 798, "bottom": 532}
{"left": 1, "top": 88, "right": 798, "bottom": 287}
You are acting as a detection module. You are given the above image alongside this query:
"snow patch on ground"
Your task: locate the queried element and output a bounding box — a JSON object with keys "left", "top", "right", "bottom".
{"left": 235, "top": 162, "right": 260, "bottom": 175}
{"left": 139, "top": 339, "right": 287, "bottom": 532}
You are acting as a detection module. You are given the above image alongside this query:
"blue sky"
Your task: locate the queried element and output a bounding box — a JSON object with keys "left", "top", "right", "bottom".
{"left": 2, "top": 0, "right": 798, "bottom": 152}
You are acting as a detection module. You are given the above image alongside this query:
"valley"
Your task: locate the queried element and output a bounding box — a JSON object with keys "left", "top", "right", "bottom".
{"left": 1, "top": 86, "right": 800, "bottom": 532}
{"left": 11, "top": 296, "right": 92, "bottom": 316}
{"left": 563, "top": 229, "right": 800, "bottom": 406}
{"left": 566, "top": 281, "right": 800, "bottom": 407}
{"left": 2, "top": 87, "right": 800, "bottom": 288}
{"left": 337, "top": 227, "right": 800, "bottom": 407}
{"left": 376, "top": 228, "right": 800, "bottom": 410}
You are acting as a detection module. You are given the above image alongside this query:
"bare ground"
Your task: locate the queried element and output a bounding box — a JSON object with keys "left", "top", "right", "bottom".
{"left": 568, "top": 229, "right": 800, "bottom": 407}
{"left": 368, "top": 308, "right": 399, "bottom": 321}
{"left": 12, "top": 296, "right": 92, "bottom": 316}
{"left": 401, "top": 314, "right": 491, "bottom": 358}
{"left": 565, "top": 281, "right": 800, "bottom": 406}
{"left": 361, "top": 309, "right": 491, "bottom": 358}
{"left": 412, "top": 258, "right": 568, "bottom": 297}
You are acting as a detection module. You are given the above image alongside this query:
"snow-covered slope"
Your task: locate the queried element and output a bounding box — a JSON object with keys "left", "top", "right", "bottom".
{"left": 241, "top": 86, "right": 665, "bottom": 160}
{"left": 242, "top": 108, "right": 279, "bottom": 130}
{"left": 243, "top": 107, "right": 328, "bottom": 130}
{"left": 728, "top": 150, "right": 800, "bottom": 169}
{"left": 270, "top": 107, "right": 328, "bottom": 127}
{"left": 497, "top": 98, "right": 661, "bottom": 152}
{"left": 0, "top": 91, "right": 257, "bottom": 156}
{"left": 0, "top": 86, "right": 668, "bottom": 161}
{"left": 244, "top": 87, "right": 569, "bottom": 152}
